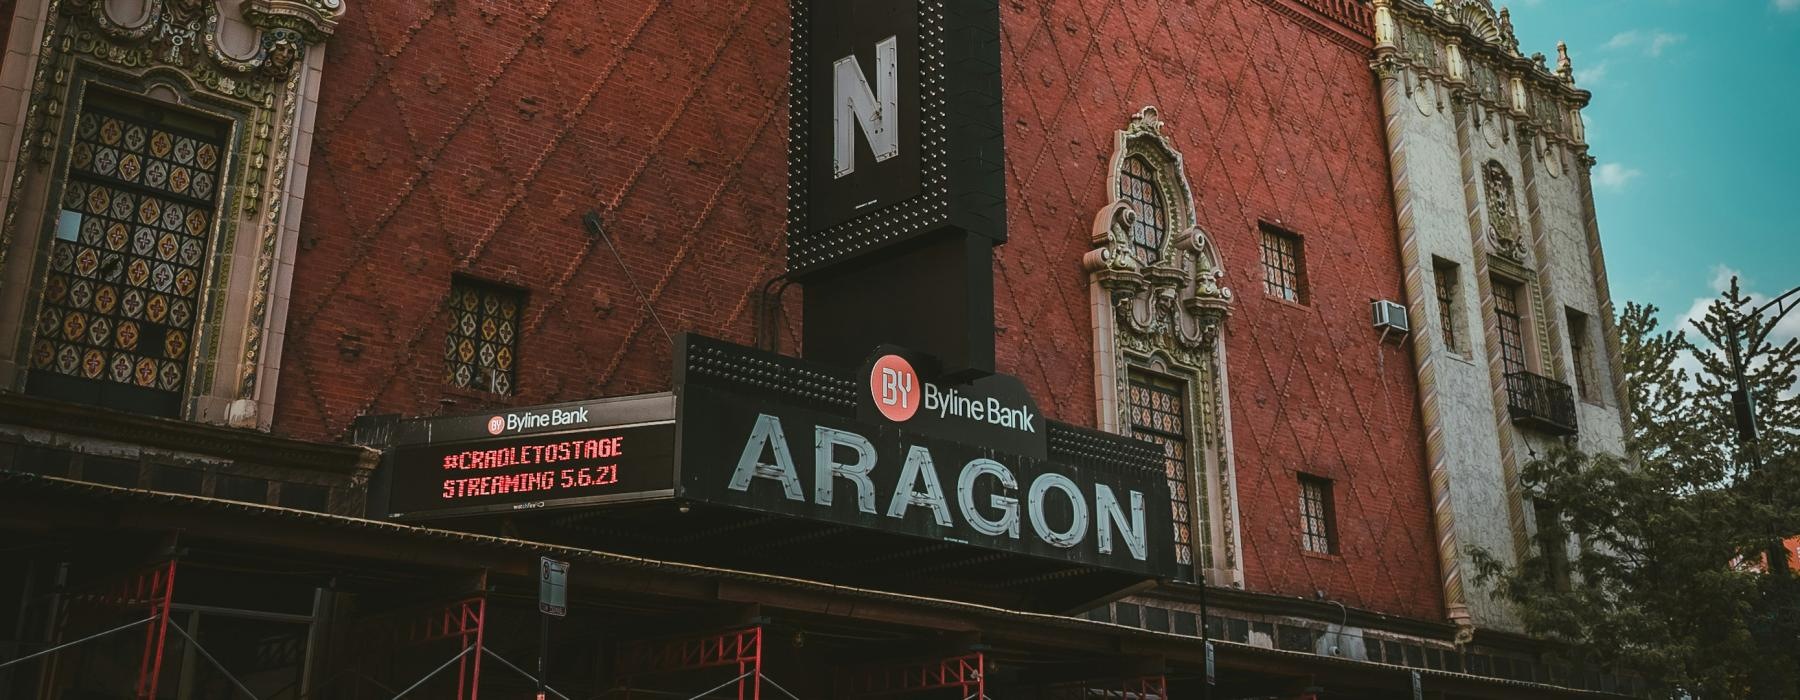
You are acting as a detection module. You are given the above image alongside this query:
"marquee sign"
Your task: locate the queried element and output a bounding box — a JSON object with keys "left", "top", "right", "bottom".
{"left": 387, "top": 395, "right": 676, "bottom": 519}
{"left": 674, "top": 336, "right": 1179, "bottom": 579}
{"left": 786, "top": 0, "right": 1005, "bottom": 276}
{"left": 379, "top": 337, "right": 1177, "bottom": 581}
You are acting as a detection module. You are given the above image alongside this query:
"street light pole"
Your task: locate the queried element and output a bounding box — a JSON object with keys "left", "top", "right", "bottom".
{"left": 1711, "top": 280, "right": 1800, "bottom": 577}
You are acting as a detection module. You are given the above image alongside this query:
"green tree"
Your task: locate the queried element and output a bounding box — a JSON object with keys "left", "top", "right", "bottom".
{"left": 1472, "top": 280, "right": 1800, "bottom": 698}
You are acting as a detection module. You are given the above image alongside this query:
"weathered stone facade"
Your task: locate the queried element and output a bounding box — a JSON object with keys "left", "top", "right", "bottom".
{"left": 1371, "top": 0, "right": 1631, "bottom": 633}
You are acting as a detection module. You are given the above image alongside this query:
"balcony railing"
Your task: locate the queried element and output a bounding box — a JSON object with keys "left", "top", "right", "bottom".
{"left": 1505, "top": 371, "right": 1579, "bottom": 436}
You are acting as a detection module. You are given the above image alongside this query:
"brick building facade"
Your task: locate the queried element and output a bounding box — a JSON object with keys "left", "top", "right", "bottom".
{"left": 0, "top": 0, "right": 1637, "bottom": 696}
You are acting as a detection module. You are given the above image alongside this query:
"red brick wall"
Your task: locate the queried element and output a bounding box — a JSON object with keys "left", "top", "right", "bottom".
{"left": 276, "top": 0, "right": 796, "bottom": 439}
{"left": 992, "top": 0, "right": 1438, "bottom": 619}
{"left": 279, "top": 0, "right": 1439, "bottom": 620}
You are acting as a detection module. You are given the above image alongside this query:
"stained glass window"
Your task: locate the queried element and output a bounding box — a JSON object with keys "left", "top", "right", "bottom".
{"left": 1260, "top": 226, "right": 1305, "bottom": 303}
{"left": 1120, "top": 156, "right": 1167, "bottom": 265}
{"left": 27, "top": 96, "right": 227, "bottom": 417}
{"left": 445, "top": 280, "right": 522, "bottom": 395}
{"left": 1299, "top": 474, "right": 1336, "bottom": 554}
{"left": 1129, "top": 372, "right": 1206, "bottom": 573}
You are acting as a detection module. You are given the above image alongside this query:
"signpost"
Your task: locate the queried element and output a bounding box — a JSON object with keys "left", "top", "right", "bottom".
{"left": 539, "top": 557, "right": 568, "bottom": 699}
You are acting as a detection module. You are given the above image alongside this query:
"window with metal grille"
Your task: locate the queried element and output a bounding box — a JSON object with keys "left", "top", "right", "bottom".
{"left": 1494, "top": 280, "right": 1528, "bottom": 376}
{"left": 445, "top": 279, "right": 523, "bottom": 395}
{"left": 1566, "top": 308, "right": 1597, "bottom": 403}
{"left": 1128, "top": 372, "right": 1205, "bottom": 573}
{"left": 1298, "top": 474, "right": 1337, "bottom": 554}
{"left": 1434, "top": 260, "right": 1461, "bottom": 352}
{"left": 1259, "top": 225, "right": 1305, "bottom": 303}
{"left": 26, "top": 92, "right": 229, "bottom": 417}
{"left": 1119, "top": 156, "right": 1167, "bottom": 265}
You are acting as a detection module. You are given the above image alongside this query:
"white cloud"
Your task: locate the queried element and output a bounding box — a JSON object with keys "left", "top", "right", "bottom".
{"left": 1592, "top": 163, "right": 1642, "bottom": 191}
{"left": 1603, "top": 29, "right": 1686, "bottom": 57}
{"left": 1777, "top": 0, "right": 1800, "bottom": 13}
{"left": 1575, "top": 61, "right": 1609, "bottom": 86}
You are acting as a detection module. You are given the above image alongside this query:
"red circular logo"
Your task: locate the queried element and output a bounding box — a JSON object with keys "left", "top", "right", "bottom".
{"left": 870, "top": 355, "right": 919, "bottom": 422}
{"left": 486, "top": 416, "right": 506, "bottom": 435}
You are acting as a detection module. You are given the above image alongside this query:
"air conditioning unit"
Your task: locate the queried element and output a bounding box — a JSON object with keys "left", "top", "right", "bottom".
{"left": 1372, "top": 300, "right": 1410, "bottom": 333}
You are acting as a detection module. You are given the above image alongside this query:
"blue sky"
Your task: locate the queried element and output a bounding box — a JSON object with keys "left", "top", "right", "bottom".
{"left": 1505, "top": 0, "right": 1800, "bottom": 342}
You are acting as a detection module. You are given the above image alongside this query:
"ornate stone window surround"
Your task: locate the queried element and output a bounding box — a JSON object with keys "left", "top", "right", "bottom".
{"left": 1085, "top": 106, "right": 1241, "bottom": 586}
{"left": 0, "top": 0, "right": 342, "bottom": 429}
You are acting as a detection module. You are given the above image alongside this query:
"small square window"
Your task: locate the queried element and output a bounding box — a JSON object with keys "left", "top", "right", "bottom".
{"left": 1299, "top": 473, "right": 1338, "bottom": 554}
{"left": 1259, "top": 225, "right": 1306, "bottom": 303}
{"left": 445, "top": 279, "right": 524, "bottom": 396}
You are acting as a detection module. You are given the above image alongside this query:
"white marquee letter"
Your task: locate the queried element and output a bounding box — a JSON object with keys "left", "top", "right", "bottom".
{"left": 1094, "top": 485, "right": 1149, "bottom": 561}
{"left": 957, "top": 459, "right": 1020, "bottom": 538}
{"left": 729, "top": 413, "right": 805, "bottom": 501}
{"left": 887, "top": 445, "right": 953, "bottom": 527}
{"left": 833, "top": 36, "right": 900, "bottom": 178}
{"left": 814, "top": 426, "right": 877, "bottom": 513}
{"left": 1028, "top": 473, "right": 1089, "bottom": 549}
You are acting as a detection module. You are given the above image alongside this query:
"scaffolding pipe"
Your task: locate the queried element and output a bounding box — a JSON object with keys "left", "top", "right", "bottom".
{"left": 479, "top": 648, "right": 572, "bottom": 700}
{"left": 681, "top": 669, "right": 754, "bottom": 700}
{"left": 391, "top": 645, "right": 475, "bottom": 700}
{"left": 166, "top": 620, "right": 261, "bottom": 700}
{"left": 0, "top": 615, "right": 155, "bottom": 671}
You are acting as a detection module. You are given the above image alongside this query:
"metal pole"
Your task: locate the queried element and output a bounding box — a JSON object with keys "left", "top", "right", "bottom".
{"left": 1199, "top": 576, "right": 1212, "bottom": 700}
{"left": 538, "top": 615, "right": 549, "bottom": 700}
{"left": 0, "top": 616, "right": 155, "bottom": 671}
{"left": 391, "top": 645, "right": 474, "bottom": 700}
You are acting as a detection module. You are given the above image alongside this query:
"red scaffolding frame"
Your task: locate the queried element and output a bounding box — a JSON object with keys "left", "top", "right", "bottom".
{"left": 345, "top": 595, "right": 488, "bottom": 700}
{"left": 55, "top": 558, "right": 180, "bottom": 700}
{"left": 615, "top": 626, "right": 764, "bottom": 700}
{"left": 837, "top": 652, "right": 986, "bottom": 699}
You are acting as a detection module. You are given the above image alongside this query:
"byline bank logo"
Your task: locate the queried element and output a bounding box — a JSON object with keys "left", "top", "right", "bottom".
{"left": 486, "top": 415, "right": 506, "bottom": 435}
{"left": 870, "top": 354, "right": 919, "bottom": 422}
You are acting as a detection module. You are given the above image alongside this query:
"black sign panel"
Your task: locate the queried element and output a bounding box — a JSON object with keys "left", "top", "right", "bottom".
{"left": 807, "top": 0, "right": 920, "bottom": 234}
{"left": 676, "top": 385, "right": 1179, "bottom": 578}
{"left": 387, "top": 396, "right": 676, "bottom": 519}
{"left": 787, "top": 0, "right": 1005, "bottom": 276}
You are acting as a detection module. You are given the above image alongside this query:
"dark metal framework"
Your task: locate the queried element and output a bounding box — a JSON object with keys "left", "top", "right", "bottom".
{"left": 1493, "top": 279, "right": 1527, "bottom": 376}
{"left": 1041, "top": 675, "right": 1166, "bottom": 700}
{"left": 1119, "top": 156, "right": 1166, "bottom": 265}
{"left": 616, "top": 627, "right": 766, "bottom": 700}
{"left": 1505, "top": 371, "right": 1578, "bottom": 437}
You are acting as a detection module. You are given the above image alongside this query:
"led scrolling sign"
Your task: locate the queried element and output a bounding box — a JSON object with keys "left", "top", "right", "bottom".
{"left": 387, "top": 398, "right": 676, "bottom": 519}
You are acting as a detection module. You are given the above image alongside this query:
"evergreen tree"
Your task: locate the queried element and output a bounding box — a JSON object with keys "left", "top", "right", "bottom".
{"left": 1472, "top": 279, "right": 1800, "bottom": 698}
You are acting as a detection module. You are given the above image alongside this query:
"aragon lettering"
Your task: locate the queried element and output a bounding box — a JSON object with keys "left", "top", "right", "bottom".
{"left": 727, "top": 413, "right": 1148, "bottom": 561}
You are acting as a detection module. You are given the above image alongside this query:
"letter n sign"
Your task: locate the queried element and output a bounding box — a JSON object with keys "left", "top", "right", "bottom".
{"left": 787, "top": 0, "right": 1005, "bottom": 277}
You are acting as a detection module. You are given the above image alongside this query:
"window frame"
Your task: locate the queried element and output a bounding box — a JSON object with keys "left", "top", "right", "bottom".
{"left": 1565, "top": 307, "right": 1600, "bottom": 405}
{"left": 1493, "top": 278, "right": 1529, "bottom": 377}
{"left": 1298, "top": 473, "right": 1338, "bottom": 555}
{"left": 1127, "top": 369, "right": 1203, "bottom": 576}
{"left": 444, "top": 277, "right": 527, "bottom": 397}
{"left": 1118, "top": 155, "right": 1168, "bottom": 266}
{"left": 1258, "top": 224, "right": 1307, "bottom": 304}
{"left": 1433, "top": 258, "right": 1464, "bottom": 354}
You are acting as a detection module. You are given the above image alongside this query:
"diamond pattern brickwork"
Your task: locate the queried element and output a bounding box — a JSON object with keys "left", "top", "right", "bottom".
{"left": 275, "top": 0, "right": 795, "bottom": 439}
{"left": 993, "top": 0, "right": 1438, "bottom": 620}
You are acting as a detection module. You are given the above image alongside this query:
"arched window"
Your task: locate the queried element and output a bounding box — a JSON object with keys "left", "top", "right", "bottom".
{"left": 1088, "top": 107, "right": 1239, "bottom": 585}
{"left": 1119, "top": 156, "right": 1167, "bottom": 265}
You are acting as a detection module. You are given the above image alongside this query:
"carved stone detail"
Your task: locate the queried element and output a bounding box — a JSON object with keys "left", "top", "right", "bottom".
{"left": 1090, "top": 107, "right": 1240, "bottom": 581}
{"left": 1483, "top": 161, "right": 1528, "bottom": 263}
